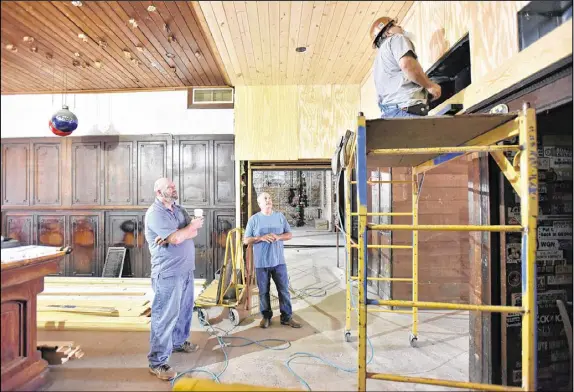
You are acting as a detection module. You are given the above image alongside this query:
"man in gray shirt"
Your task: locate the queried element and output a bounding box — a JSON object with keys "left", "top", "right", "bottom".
{"left": 144, "top": 177, "right": 204, "bottom": 380}
{"left": 370, "top": 16, "right": 441, "bottom": 118}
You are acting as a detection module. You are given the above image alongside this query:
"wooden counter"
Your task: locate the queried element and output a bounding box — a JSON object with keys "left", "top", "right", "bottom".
{"left": 1, "top": 246, "right": 69, "bottom": 392}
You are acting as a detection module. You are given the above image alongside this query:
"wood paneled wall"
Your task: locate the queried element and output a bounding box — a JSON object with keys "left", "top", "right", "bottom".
{"left": 400, "top": 1, "right": 530, "bottom": 80}
{"left": 235, "top": 84, "right": 360, "bottom": 160}
{"left": 1, "top": 135, "right": 235, "bottom": 280}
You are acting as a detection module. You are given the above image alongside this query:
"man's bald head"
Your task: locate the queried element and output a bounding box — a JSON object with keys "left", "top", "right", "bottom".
{"left": 257, "top": 192, "right": 273, "bottom": 214}
{"left": 154, "top": 177, "right": 178, "bottom": 203}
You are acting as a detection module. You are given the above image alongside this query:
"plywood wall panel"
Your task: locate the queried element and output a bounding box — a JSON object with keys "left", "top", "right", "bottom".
{"left": 236, "top": 84, "right": 360, "bottom": 160}
{"left": 235, "top": 85, "right": 300, "bottom": 161}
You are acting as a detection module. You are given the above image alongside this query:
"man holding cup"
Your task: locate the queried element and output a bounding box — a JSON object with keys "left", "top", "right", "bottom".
{"left": 144, "top": 177, "right": 204, "bottom": 380}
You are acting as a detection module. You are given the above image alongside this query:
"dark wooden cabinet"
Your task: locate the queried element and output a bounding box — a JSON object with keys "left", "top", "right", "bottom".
{"left": 2, "top": 143, "right": 30, "bottom": 206}
{"left": 1, "top": 135, "right": 235, "bottom": 279}
{"left": 72, "top": 142, "right": 101, "bottom": 206}
{"left": 104, "top": 141, "right": 135, "bottom": 206}
{"left": 37, "top": 214, "right": 67, "bottom": 275}
{"left": 137, "top": 141, "right": 172, "bottom": 206}
{"left": 4, "top": 214, "right": 34, "bottom": 245}
{"left": 69, "top": 214, "right": 100, "bottom": 276}
{"left": 212, "top": 210, "right": 236, "bottom": 278}
{"left": 214, "top": 141, "right": 235, "bottom": 206}
{"left": 33, "top": 143, "right": 62, "bottom": 206}
{"left": 175, "top": 140, "right": 210, "bottom": 206}
{"left": 105, "top": 212, "right": 145, "bottom": 277}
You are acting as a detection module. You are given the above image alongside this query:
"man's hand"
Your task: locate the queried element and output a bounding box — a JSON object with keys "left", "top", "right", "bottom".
{"left": 190, "top": 217, "right": 204, "bottom": 230}
{"left": 427, "top": 82, "right": 441, "bottom": 101}
{"left": 258, "top": 234, "right": 276, "bottom": 243}
{"left": 155, "top": 236, "right": 168, "bottom": 246}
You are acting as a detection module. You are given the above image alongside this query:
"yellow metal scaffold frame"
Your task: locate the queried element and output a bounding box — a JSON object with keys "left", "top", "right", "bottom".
{"left": 342, "top": 104, "right": 539, "bottom": 392}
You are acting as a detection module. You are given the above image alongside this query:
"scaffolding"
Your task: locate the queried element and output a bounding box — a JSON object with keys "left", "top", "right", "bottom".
{"left": 339, "top": 104, "right": 538, "bottom": 391}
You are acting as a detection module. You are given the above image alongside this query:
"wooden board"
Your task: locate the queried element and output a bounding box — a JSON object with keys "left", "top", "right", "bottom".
{"left": 365, "top": 113, "right": 517, "bottom": 167}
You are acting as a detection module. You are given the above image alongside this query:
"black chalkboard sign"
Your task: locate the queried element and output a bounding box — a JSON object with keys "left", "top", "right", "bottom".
{"left": 102, "top": 247, "right": 127, "bottom": 278}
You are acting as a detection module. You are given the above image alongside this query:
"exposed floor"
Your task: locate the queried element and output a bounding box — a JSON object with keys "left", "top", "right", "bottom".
{"left": 39, "top": 228, "right": 469, "bottom": 391}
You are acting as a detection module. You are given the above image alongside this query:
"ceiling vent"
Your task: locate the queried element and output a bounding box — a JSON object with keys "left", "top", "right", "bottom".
{"left": 191, "top": 87, "right": 234, "bottom": 105}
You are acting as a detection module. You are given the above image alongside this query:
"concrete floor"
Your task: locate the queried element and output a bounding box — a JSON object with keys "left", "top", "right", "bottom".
{"left": 39, "top": 228, "right": 470, "bottom": 391}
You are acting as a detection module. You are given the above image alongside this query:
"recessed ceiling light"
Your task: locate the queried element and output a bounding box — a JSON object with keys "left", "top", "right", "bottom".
{"left": 147, "top": 5, "right": 156, "bottom": 12}
{"left": 295, "top": 46, "right": 307, "bottom": 53}
{"left": 71, "top": 1, "right": 82, "bottom": 6}
{"left": 166, "top": 53, "right": 175, "bottom": 58}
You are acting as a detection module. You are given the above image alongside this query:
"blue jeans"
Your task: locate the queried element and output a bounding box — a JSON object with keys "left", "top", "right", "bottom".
{"left": 379, "top": 103, "right": 422, "bottom": 119}
{"left": 256, "top": 264, "right": 293, "bottom": 322}
{"left": 148, "top": 270, "right": 195, "bottom": 367}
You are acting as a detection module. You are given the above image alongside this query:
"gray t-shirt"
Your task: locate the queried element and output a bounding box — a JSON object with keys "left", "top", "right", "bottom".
{"left": 373, "top": 34, "right": 427, "bottom": 108}
{"left": 144, "top": 198, "right": 195, "bottom": 278}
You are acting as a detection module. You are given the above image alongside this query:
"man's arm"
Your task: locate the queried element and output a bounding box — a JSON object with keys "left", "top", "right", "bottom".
{"left": 398, "top": 56, "right": 441, "bottom": 99}
{"left": 148, "top": 210, "right": 201, "bottom": 246}
{"left": 389, "top": 35, "right": 441, "bottom": 100}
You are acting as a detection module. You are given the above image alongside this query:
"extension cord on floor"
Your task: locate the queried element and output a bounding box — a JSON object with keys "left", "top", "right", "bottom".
{"left": 170, "top": 280, "right": 374, "bottom": 392}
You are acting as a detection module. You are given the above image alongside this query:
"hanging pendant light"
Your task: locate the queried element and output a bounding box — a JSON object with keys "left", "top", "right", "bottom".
{"left": 49, "top": 105, "right": 78, "bottom": 136}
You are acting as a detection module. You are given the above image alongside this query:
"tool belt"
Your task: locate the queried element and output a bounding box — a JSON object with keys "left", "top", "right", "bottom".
{"left": 401, "top": 102, "right": 429, "bottom": 116}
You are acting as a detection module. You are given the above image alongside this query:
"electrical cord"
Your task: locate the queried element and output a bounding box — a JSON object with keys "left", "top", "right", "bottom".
{"left": 283, "top": 282, "right": 375, "bottom": 391}
{"left": 170, "top": 314, "right": 292, "bottom": 387}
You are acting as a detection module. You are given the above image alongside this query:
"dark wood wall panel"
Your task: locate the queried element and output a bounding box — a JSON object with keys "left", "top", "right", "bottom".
{"left": 1, "top": 143, "right": 30, "bottom": 206}
{"left": 69, "top": 215, "right": 99, "bottom": 277}
{"left": 1, "top": 135, "right": 235, "bottom": 279}
{"left": 5, "top": 215, "right": 33, "bottom": 245}
{"left": 33, "top": 143, "right": 61, "bottom": 206}
{"left": 37, "top": 215, "right": 66, "bottom": 275}
{"left": 177, "top": 141, "right": 209, "bottom": 206}
{"left": 72, "top": 142, "right": 101, "bottom": 206}
{"left": 104, "top": 141, "right": 134, "bottom": 206}
{"left": 214, "top": 141, "right": 235, "bottom": 206}
{"left": 137, "top": 141, "right": 170, "bottom": 205}
{"left": 212, "top": 210, "right": 236, "bottom": 279}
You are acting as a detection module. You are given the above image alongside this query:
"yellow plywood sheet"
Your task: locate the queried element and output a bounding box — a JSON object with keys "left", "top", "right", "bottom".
{"left": 365, "top": 113, "right": 517, "bottom": 167}
{"left": 236, "top": 84, "right": 360, "bottom": 160}
{"left": 235, "top": 85, "right": 300, "bottom": 161}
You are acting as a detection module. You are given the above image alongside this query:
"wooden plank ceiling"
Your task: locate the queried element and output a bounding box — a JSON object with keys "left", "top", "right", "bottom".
{"left": 196, "top": 1, "right": 414, "bottom": 85}
{"left": 0, "top": 1, "right": 230, "bottom": 94}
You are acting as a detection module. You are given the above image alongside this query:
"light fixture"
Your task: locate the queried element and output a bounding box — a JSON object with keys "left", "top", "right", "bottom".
{"left": 147, "top": 4, "right": 156, "bottom": 12}
{"left": 71, "top": 1, "right": 82, "bottom": 6}
{"left": 295, "top": 46, "right": 307, "bottom": 53}
{"left": 23, "top": 36, "right": 34, "bottom": 43}
{"left": 94, "top": 61, "right": 102, "bottom": 68}
{"left": 166, "top": 52, "right": 175, "bottom": 58}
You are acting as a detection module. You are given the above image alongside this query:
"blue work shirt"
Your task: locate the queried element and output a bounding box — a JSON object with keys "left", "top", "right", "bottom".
{"left": 144, "top": 198, "right": 195, "bottom": 278}
{"left": 245, "top": 211, "right": 291, "bottom": 269}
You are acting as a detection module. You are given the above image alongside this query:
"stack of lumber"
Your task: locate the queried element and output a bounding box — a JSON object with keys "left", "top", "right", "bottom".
{"left": 37, "top": 340, "right": 84, "bottom": 365}
{"left": 38, "top": 277, "right": 206, "bottom": 332}
{"left": 38, "top": 277, "right": 154, "bottom": 332}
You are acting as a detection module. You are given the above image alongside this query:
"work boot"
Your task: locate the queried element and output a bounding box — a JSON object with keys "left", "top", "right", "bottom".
{"left": 259, "top": 318, "right": 271, "bottom": 328}
{"left": 149, "top": 364, "right": 177, "bottom": 381}
{"left": 173, "top": 341, "right": 199, "bottom": 353}
{"left": 281, "top": 318, "right": 302, "bottom": 328}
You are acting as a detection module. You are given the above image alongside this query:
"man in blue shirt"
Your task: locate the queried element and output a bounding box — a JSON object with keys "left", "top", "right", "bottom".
{"left": 244, "top": 192, "right": 301, "bottom": 329}
{"left": 144, "top": 177, "right": 204, "bottom": 380}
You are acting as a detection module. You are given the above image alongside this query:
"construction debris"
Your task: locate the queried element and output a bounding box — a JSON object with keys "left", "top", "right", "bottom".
{"left": 37, "top": 341, "right": 85, "bottom": 365}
